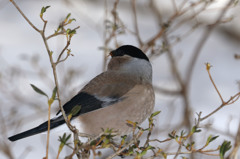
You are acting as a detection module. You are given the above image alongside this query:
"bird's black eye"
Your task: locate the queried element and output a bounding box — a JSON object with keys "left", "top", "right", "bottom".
{"left": 110, "top": 45, "right": 149, "bottom": 61}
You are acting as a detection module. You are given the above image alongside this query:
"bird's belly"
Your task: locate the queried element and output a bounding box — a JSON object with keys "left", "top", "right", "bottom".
{"left": 72, "top": 85, "right": 155, "bottom": 136}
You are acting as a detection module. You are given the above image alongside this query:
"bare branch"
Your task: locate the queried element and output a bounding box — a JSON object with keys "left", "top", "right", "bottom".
{"left": 10, "top": 0, "right": 40, "bottom": 33}
{"left": 206, "top": 63, "right": 224, "bottom": 103}
{"left": 131, "top": 0, "right": 143, "bottom": 46}
{"left": 173, "top": 144, "right": 182, "bottom": 159}
{"left": 56, "top": 38, "right": 71, "bottom": 64}
{"left": 200, "top": 92, "right": 240, "bottom": 121}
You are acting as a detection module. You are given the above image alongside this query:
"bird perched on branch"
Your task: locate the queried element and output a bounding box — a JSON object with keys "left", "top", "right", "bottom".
{"left": 8, "top": 45, "right": 155, "bottom": 141}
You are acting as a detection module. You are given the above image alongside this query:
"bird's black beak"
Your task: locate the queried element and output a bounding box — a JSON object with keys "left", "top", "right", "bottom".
{"left": 108, "top": 50, "right": 115, "bottom": 57}
{"left": 108, "top": 52, "right": 113, "bottom": 57}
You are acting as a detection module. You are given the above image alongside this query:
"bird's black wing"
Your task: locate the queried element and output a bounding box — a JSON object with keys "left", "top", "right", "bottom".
{"left": 8, "top": 115, "right": 66, "bottom": 141}
{"left": 56, "top": 92, "right": 119, "bottom": 117}
{"left": 8, "top": 92, "right": 119, "bottom": 142}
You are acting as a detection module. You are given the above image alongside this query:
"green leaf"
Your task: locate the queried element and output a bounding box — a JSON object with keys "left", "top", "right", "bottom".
{"left": 58, "top": 133, "right": 71, "bottom": 145}
{"left": 66, "top": 29, "right": 71, "bottom": 34}
{"left": 51, "top": 86, "right": 57, "bottom": 100}
{"left": 48, "top": 86, "right": 57, "bottom": 106}
{"left": 40, "top": 6, "right": 50, "bottom": 17}
{"left": 168, "top": 133, "right": 175, "bottom": 139}
{"left": 140, "top": 150, "right": 147, "bottom": 156}
{"left": 148, "top": 145, "right": 155, "bottom": 150}
{"left": 162, "top": 152, "right": 167, "bottom": 159}
{"left": 66, "top": 133, "right": 71, "bottom": 141}
{"left": 68, "top": 18, "right": 76, "bottom": 24}
{"left": 66, "top": 13, "right": 71, "bottom": 20}
{"left": 168, "top": 130, "right": 176, "bottom": 139}
{"left": 104, "top": 138, "right": 109, "bottom": 144}
{"left": 128, "top": 146, "right": 134, "bottom": 155}
{"left": 206, "top": 135, "right": 219, "bottom": 145}
{"left": 191, "top": 126, "right": 201, "bottom": 133}
{"left": 30, "top": 84, "right": 48, "bottom": 98}
{"left": 55, "top": 25, "right": 62, "bottom": 33}
{"left": 219, "top": 140, "right": 231, "bottom": 159}
{"left": 70, "top": 105, "right": 81, "bottom": 116}
{"left": 186, "top": 142, "right": 195, "bottom": 150}
{"left": 58, "top": 133, "right": 71, "bottom": 154}
{"left": 180, "top": 130, "right": 186, "bottom": 137}
{"left": 120, "top": 135, "right": 127, "bottom": 145}
{"left": 69, "top": 29, "right": 76, "bottom": 35}
{"left": 104, "top": 128, "right": 113, "bottom": 134}
{"left": 90, "top": 140, "right": 97, "bottom": 146}
{"left": 66, "top": 29, "right": 77, "bottom": 37}
{"left": 151, "top": 111, "right": 161, "bottom": 118}
{"left": 121, "top": 135, "right": 127, "bottom": 139}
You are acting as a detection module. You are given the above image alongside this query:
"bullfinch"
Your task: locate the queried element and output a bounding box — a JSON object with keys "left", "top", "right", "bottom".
{"left": 8, "top": 45, "right": 155, "bottom": 141}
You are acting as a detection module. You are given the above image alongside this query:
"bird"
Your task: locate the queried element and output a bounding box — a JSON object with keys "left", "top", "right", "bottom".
{"left": 8, "top": 45, "right": 155, "bottom": 142}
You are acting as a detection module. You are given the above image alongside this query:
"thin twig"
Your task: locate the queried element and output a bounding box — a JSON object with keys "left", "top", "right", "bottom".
{"left": 46, "top": 103, "right": 51, "bottom": 159}
{"left": 131, "top": 0, "right": 143, "bottom": 46}
{"left": 143, "top": 28, "right": 165, "bottom": 52}
{"left": 39, "top": 18, "right": 51, "bottom": 159}
{"left": 173, "top": 144, "right": 182, "bottom": 159}
{"left": 10, "top": 0, "right": 40, "bottom": 33}
{"left": 39, "top": 13, "right": 71, "bottom": 134}
{"left": 170, "top": 2, "right": 209, "bottom": 32}
{"left": 46, "top": 31, "right": 65, "bottom": 40}
{"left": 200, "top": 92, "right": 240, "bottom": 121}
{"left": 206, "top": 64, "right": 224, "bottom": 103}
{"left": 57, "top": 53, "right": 71, "bottom": 64}
{"left": 149, "top": 138, "right": 172, "bottom": 143}
{"left": 56, "top": 38, "right": 71, "bottom": 64}
{"left": 46, "top": 26, "right": 80, "bottom": 40}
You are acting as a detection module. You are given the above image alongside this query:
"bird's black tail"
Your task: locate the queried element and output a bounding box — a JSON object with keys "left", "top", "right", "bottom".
{"left": 8, "top": 116, "right": 65, "bottom": 142}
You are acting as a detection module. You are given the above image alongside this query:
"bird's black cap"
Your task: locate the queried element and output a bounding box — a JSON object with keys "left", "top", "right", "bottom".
{"left": 110, "top": 45, "right": 149, "bottom": 61}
